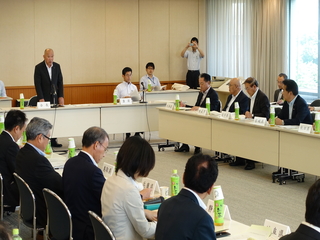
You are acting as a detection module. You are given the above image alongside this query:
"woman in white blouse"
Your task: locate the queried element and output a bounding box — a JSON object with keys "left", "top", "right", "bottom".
{"left": 101, "top": 136, "right": 157, "bottom": 240}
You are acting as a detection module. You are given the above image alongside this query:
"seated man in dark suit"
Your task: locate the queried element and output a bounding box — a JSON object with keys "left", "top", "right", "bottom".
{"left": 156, "top": 154, "right": 218, "bottom": 240}
{"left": 15, "top": 117, "right": 62, "bottom": 240}
{"left": 273, "top": 79, "right": 312, "bottom": 126}
{"left": 232, "top": 77, "right": 270, "bottom": 170}
{"left": 175, "top": 73, "right": 220, "bottom": 154}
{"left": 0, "top": 110, "right": 27, "bottom": 213}
{"left": 280, "top": 179, "right": 320, "bottom": 240}
{"left": 63, "top": 127, "right": 109, "bottom": 240}
{"left": 274, "top": 73, "right": 287, "bottom": 105}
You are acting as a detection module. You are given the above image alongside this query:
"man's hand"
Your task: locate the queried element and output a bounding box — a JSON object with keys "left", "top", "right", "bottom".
{"left": 245, "top": 111, "right": 253, "bottom": 118}
{"left": 191, "top": 106, "right": 199, "bottom": 111}
{"left": 140, "top": 188, "right": 152, "bottom": 200}
{"left": 144, "top": 209, "right": 157, "bottom": 222}
{"left": 275, "top": 118, "right": 283, "bottom": 125}
{"left": 39, "top": 99, "right": 45, "bottom": 102}
{"left": 58, "top": 97, "right": 64, "bottom": 106}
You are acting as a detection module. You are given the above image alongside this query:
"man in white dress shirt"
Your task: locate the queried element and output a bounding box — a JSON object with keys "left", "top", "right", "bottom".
{"left": 139, "top": 62, "right": 161, "bottom": 91}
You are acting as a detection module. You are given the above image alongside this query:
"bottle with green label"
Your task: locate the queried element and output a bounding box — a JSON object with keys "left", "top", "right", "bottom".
{"left": 175, "top": 95, "right": 180, "bottom": 111}
{"left": 113, "top": 89, "right": 118, "bottom": 105}
{"left": 148, "top": 79, "right": 152, "bottom": 92}
{"left": 214, "top": 185, "right": 224, "bottom": 226}
{"left": 20, "top": 93, "right": 24, "bottom": 109}
{"left": 22, "top": 130, "right": 27, "bottom": 145}
{"left": 269, "top": 107, "right": 275, "bottom": 127}
{"left": 234, "top": 102, "right": 239, "bottom": 120}
{"left": 12, "top": 228, "right": 22, "bottom": 240}
{"left": 315, "top": 113, "right": 320, "bottom": 134}
{"left": 0, "top": 115, "right": 4, "bottom": 134}
{"left": 68, "top": 138, "right": 76, "bottom": 158}
{"left": 206, "top": 98, "right": 210, "bottom": 115}
{"left": 45, "top": 141, "right": 53, "bottom": 155}
{"left": 171, "top": 169, "right": 180, "bottom": 196}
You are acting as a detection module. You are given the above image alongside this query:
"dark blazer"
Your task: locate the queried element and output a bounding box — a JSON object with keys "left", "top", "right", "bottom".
{"left": 62, "top": 151, "right": 106, "bottom": 240}
{"left": 278, "top": 95, "right": 312, "bottom": 125}
{"left": 15, "top": 143, "right": 63, "bottom": 227}
{"left": 187, "top": 87, "right": 220, "bottom": 111}
{"left": 155, "top": 188, "right": 216, "bottom": 240}
{"left": 223, "top": 90, "right": 249, "bottom": 114}
{"left": 274, "top": 89, "right": 283, "bottom": 102}
{"left": 280, "top": 224, "right": 320, "bottom": 240}
{"left": 34, "top": 61, "right": 64, "bottom": 103}
{"left": 0, "top": 131, "right": 19, "bottom": 210}
{"left": 250, "top": 89, "right": 270, "bottom": 119}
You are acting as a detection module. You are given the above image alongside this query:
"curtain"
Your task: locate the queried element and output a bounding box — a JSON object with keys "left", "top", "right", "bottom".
{"left": 207, "top": 0, "right": 288, "bottom": 99}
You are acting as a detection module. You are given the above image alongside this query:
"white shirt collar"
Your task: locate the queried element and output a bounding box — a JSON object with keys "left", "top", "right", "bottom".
{"left": 80, "top": 150, "right": 98, "bottom": 167}
{"left": 183, "top": 187, "right": 207, "bottom": 210}
{"left": 302, "top": 221, "right": 320, "bottom": 233}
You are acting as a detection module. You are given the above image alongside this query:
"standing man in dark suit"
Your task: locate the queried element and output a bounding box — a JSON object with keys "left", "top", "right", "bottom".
{"left": 223, "top": 77, "right": 249, "bottom": 114}
{"left": 16, "top": 117, "right": 62, "bottom": 240}
{"left": 233, "top": 77, "right": 270, "bottom": 170}
{"left": 175, "top": 73, "right": 220, "bottom": 154}
{"left": 274, "top": 73, "right": 288, "bottom": 105}
{"left": 280, "top": 179, "right": 320, "bottom": 240}
{"left": 0, "top": 110, "right": 27, "bottom": 213}
{"left": 155, "top": 154, "right": 218, "bottom": 240}
{"left": 34, "top": 48, "right": 64, "bottom": 147}
{"left": 273, "top": 79, "right": 312, "bottom": 126}
{"left": 63, "top": 127, "right": 109, "bottom": 240}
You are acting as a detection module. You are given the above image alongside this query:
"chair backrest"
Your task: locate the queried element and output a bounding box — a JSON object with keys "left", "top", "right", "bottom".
{"left": 13, "top": 173, "right": 36, "bottom": 229}
{"left": 0, "top": 174, "right": 3, "bottom": 221}
{"left": 43, "top": 188, "right": 72, "bottom": 240}
{"left": 310, "top": 99, "right": 320, "bottom": 107}
{"left": 28, "top": 95, "right": 38, "bottom": 107}
{"left": 88, "top": 211, "right": 115, "bottom": 240}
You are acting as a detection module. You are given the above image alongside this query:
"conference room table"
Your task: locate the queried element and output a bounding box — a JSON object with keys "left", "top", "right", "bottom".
{"left": 0, "top": 97, "right": 13, "bottom": 108}
{"left": 158, "top": 107, "right": 320, "bottom": 176}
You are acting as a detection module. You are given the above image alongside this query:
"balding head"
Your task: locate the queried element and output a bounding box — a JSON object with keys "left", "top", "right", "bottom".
{"left": 228, "top": 78, "right": 241, "bottom": 96}
{"left": 43, "top": 48, "right": 54, "bottom": 67}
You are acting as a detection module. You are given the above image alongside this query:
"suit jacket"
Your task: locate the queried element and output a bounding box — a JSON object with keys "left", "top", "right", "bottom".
{"left": 15, "top": 143, "right": 63, "bottom": 227}
{"left": 280, "top": 224, "right": 320, "bottom": 240}
{"left": 155, "top": 188, "right": 216, "bottom": 240}
{"left": 278, "top": 95, "right": 312, "bottom": 125}
{"left": 250, "top": 89, "right": 270, "bottom": 119}
{"left": 187, "top": 87, "right": 220, "bottom": 111}
{"left": 223, "top": 90, "right": 249, "bottom": 114}
{"left": 62, "top": 151, "right": 106, "bottom": 240}
{"left": 34, "top": 61, "right": 64, "bottom": 103}
{"left": 101, "top": 170, "right": 156, "bottom": 240}
{"left": 0, "top": 131, "right": 19, "bottom": 208}
{"left": 274, "top": 89, "right": 284, "bottom": 102}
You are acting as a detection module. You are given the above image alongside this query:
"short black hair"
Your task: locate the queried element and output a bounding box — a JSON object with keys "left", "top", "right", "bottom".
{"left": 4, "top": 110, "right": 27, "bottom": 131}
{"left": 279, "top": 73, "right": 288, "bottom": 80}
{"left": 122, "top": 67, "right": 132, "bottom": 76}
{"left": 305, "top": 179, "right": 320, "bottom": 227}
{"left": 183, "top": 154, "right": 218, "bottom": 193}
{"left": 82, "top": 126, "right": 109, "bottom": 148}
{"left": 146, "top": 62, "right": 155, "bottom": 69}
{"left": 244, "top": 77, "right": 259, "bottom": 87}
{"left": 191, "top": 37, "right": 199, "bottom": 44}
{"left": 283, "top": 79, "right": 298, "bottom": 96}
{"left": 116, "top": 136, "right": 155, "bottom": 180}
{"left": 200, "top": 73, "right": 211, "bottom": 82}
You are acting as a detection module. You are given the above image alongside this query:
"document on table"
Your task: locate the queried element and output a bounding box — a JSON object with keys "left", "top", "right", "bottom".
{"left": 224, "top": 225, "right": 271, "bottom": 240}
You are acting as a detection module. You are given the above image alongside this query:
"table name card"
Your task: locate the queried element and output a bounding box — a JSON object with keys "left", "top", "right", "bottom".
{"left": 253, "top": 117, "right": 267, "bottom": 126}
{"left": 221, "top": 111, "right": 231, "bottom": 119}
{"left": 264, "top": 219, "right": 291, "bottom": 239}
{"left": 102, "top": 162, "right": 115, "bottom": 178}
{"left": 119, "top": 98, "right": 133, "bottom": 105}
{"left": 37, "top": 102, "right": 51, "bottom": 109}
{"left": 141, "top": 177, "right": 160, "bottom": 197}
{"left": 165, "top": 102, "right": 175, "bottom": 110}
{"left": 298, "top": 123, "right": 313, "bottom": 134}
{"left": 197, "top": 107, "right": 208, "bottom": 116}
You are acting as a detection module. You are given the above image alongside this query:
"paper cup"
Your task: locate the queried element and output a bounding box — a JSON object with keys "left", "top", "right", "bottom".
{"left": 160, "top": 186, "right": 169, "bottom": 197}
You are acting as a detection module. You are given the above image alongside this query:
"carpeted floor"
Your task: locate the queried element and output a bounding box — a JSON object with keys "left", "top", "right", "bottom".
{"left": 4, "top": 132, "right": 316, "bottom": 239}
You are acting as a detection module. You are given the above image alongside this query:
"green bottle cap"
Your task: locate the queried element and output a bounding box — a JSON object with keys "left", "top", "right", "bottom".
{"left": 173, "top": 169, "right": 177, "bottom": 174}
{"left": 13, "top": 228, "right": 19, "bottom": 235}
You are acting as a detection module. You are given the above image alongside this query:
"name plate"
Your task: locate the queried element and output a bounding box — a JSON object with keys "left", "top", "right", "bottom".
{"left": 264, "top": 219, "right": 291, "bottom": 239}
{"left": 221, "top": 111, "right": 230, "bottom": 119}
{"left": 253, "top": 117, "right": 267, "bottom": 126}
{"left": 141, "top": 177, "right": 160, "bottom": 197}
{"left": 119, "top": 98, "right": 133, "bottom": 105}
{"left": 298, "top": 123, "right": 312, "bottom": 133}
{"left": 102, "top": 162, "right": 115, "bottom": 178}
{"left": 165, "top": 102, "right": 175, "bottom": 110}
{"left": 197, "top": 107, "right": 208, "bottom": 116}
{"left": 37, "top": 101, "right": 51, "bottom": 109}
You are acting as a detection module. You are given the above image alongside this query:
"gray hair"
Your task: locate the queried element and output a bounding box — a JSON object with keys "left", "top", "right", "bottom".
{"left": 82, "top": 126, "right": 109, "bottom": 148}
{"left": 26, "top": 117, "right": 52, "bottom": 140}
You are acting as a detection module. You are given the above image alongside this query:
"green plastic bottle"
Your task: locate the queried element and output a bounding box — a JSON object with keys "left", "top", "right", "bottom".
{"left": 175, "top": 95, "right": 180, "bottom": 111}
{"left": 22, "top": 131, "right": 27, "bottom": 145}
{"left": 214, "top": 185, "right": 224, "bottom": 226}
{"left": 113, "top": 89, "right": 118, "bottom": 105}
{"left": 12, "top": 228, "right": 22, "bottom": 240}
{"left": 0, "top": 115, "right": 4, "bottom": 134}
{"left": 148, "top": 79, "right": 152, "bottom": 92}
{"left": 171, "top": 169, "right": 180, "bottom": 196}
{"left": 68, "top": 138, "right": 76, "bottom": 158}
{"left": 206, "top": 98, "right": 210, "bottom": 115}
{"left": 269, "top": 107, "right": 275, "bottom": 127}
{"left": 45, "top": 141, "right": 52, "bottom": 155}
{"left": 315, "top": 113, "right": 320, "bottom": 134}
{"left": 20, "top": 93, "right": 24, "bottom": 109}
{"left": 234, "top": 102, "right": 239, "bottom": 120}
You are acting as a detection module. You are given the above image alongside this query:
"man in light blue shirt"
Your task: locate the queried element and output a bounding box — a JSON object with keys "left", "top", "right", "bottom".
{"left": 139, "top": 62, "right": 161, "bottom": 91}
{"left": 0, "top": 80, "right": 7, "bottom": 97}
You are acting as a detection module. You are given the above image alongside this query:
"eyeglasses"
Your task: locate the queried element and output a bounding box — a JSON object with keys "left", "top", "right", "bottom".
{"left": 42, "top": 134, "right": 51, "bottom": 141}
{"left": 99, "top": 142, "right": 108, "bottom": 152}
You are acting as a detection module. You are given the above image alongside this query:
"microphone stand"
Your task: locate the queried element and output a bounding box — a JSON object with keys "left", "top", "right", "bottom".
{"left": 51, "top": 84, "right": 58, "bottom": 108}
{"left": 140, "top": 82, "right": 147, "bottom": 103}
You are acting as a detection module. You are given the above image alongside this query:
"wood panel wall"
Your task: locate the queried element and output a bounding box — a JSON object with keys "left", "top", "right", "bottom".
{"left": 5, "top": 81, "right": 185, "bottom": 107}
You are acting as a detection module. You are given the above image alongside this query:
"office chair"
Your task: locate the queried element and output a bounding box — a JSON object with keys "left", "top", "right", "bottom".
{"left": 88, "top": 210, "right": 116, "bottom": 240}
{"left": 43, "top": 188, "right": 73, "bottom": 240}
{"left": 28, "top": 95, "right": 38, "bottom": 107}
{"left": 13, "top": 173, "right": 46, "bottom": 240}
{"left": 310, "top": 99, "right": 320, "bottom": 107}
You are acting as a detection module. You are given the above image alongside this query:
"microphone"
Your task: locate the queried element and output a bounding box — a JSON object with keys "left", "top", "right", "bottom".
{"left": 51, "top": 83, "right": 58, "bottom": 108}
{"left": 140, "top": 82, "right": 147, "bottom": 103}
{"left": 141, "top": 82, "right": 145, "bottom": 90}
